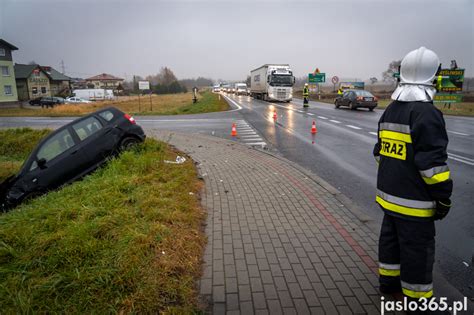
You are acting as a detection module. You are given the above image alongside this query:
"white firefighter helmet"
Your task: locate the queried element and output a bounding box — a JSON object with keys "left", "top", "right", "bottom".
{"left": 392, "top": 47, "right": 440, "bottom": 102}
{"left": 304, "top": 83, "right": 308, "bottom": 86}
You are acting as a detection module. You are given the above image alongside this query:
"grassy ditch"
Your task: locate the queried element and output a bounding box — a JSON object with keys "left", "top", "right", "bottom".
{"left": 0, "top": 91, "right": 229, "bottom": 117}
{"left": 0, "top": 128, "right": 206, "bottom": 313}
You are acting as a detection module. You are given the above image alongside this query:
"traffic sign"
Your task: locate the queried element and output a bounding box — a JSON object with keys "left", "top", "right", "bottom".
{"left": 138, "top": 81, "right": 150, "bottom": 90}
{"left": 331, "top": 76, "right": 339, "bottom": 84}
{"left": 309, "top": 73, "right": 326, "bottom": 83}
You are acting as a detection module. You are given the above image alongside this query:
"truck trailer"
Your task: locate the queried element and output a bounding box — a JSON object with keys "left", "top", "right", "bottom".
{"left": 250, "top": 64, "right": 295, "bottom": 102}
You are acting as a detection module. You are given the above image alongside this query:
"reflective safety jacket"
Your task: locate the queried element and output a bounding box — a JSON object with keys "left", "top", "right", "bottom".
{"left": 303, "top": 87, "right": 309, "bottom": 97}
{"left": 337, "top": 89, "right": 343, "bottom": 95}
{"left": 373, "top": 101, "right": 453, "bottom": 221}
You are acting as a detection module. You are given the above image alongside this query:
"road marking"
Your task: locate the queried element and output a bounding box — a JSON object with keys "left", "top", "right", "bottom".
{"left": 329, "top": 120, "right": 341, "bottom": 124}
{"left": 448, "top": 152, "right": 474, "bottom": 162}
{"left": 307, "top": 113, "right": 315, "bottom": 116}
{"left": 221, "top": 94, "right": 243, "bottom": 111}
{"left": 318, "top": 116, "right": 328, "bottom": 120}
{"left": 447, "top": 130, "right": 469, "bottom": 136}
{"left": 346, "top": 125, "right": 362, "bottom": 130}
{"left": 246, "top": 142, "right": 267, "bottom": 146}
{"left": 369, "top": 132, "right": 378, "bottom": 136}
{"left": 448, "top": 155, "right": 474, "bottom": 166}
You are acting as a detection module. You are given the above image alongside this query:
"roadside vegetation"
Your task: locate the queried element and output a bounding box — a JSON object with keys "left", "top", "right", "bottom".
{"left": 0, "top": 91, "right": 229, "bottom": 117}
{"left": 0, "top": 128, "right": 206, "bottom": 313}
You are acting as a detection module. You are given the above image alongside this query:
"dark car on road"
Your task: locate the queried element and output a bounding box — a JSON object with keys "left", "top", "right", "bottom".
{"left": 0, "top": 107, "right": 145, "bottom": 211}
{"left": 335, "top": 89, "right": 378, "bottom": 111}
{"left": 29, "top": 96, "right": 63, "bottom": 108}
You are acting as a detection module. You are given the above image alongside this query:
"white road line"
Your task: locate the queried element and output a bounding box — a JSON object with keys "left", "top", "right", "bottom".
{"left": 307, "top": 113, "right": 315, "bottom": 116}
{"left": 346, "top": 125, "right": 362, "bottom": 130}
{"left": 329, "top": 120, "right": 341, "bottom": 124}
{"left": 318, "top": 116, "right": 328, "bottom": 120}
{"left": 369, "top": 132, "right": 378, "bottom": 136}
{"left": 242, "top": 137, "right": 263, "bottom": 141}
{"left": 448, "top": 155, "right": 474, "bottom": 166}
{"left": 448, "top": 152, "right": 474, "bottom": 162}
{"left": 221, "top": 94, "right": 242, "bottom": 111}
{"left": 241, "top": 134, "right": 260, "bottom": 138}
{"left": 447, "top": 130, "right": 469, "bottom": 136}
{"left": 246, "top": 142, "right": 267, "bottom": 146}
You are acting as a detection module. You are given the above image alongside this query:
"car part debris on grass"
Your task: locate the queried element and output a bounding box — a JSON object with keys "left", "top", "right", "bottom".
{"left": 164, "top": 156, "right": 186, "bottom": 164}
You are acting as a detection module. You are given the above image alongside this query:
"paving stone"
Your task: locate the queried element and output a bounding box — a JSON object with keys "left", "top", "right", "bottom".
{"left": 149, "top": 131, "right": 381, "bottom": 314}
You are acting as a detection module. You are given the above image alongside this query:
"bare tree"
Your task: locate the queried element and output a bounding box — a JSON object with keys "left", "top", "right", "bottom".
{"left": 382, "top": 60, "right": 401, "bottom": 83}
{"left": 370, "top": 77, "right": 378, "bottom": 85}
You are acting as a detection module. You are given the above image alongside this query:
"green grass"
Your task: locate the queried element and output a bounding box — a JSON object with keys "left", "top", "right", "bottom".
{"left": 0, "top": 91, "right": 229, "bottom": 117}
{"left": 0, "top": 129, "right": 206, "bottom": 313}
{"left": 0, "top": 128, "right": 51, "bottom": 181}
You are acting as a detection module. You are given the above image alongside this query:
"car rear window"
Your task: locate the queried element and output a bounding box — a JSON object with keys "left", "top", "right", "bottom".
{"left": 99, "top": 110, "right": 114, "bottom": 121}
{"left": 355, "top": 90, "right": 374, "bottom": 97}
{"left": 73, "top": 117, "right": 103, "bottom": 141}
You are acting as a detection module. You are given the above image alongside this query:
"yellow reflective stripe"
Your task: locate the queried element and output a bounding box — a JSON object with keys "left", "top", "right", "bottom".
{"left": 402, "top": 288, "right": 433, "bottom": 299}
{"left": 422, "top": 171, "right": 450, "bottom": 185}
{"left": 379, "top": 268, "right": 400, "bottom": 276}
{"left": 379, "top": 130, "right": 412, "bottom": 143}
{"left": 376, "top": 196, "right": 436, "bottom": 218}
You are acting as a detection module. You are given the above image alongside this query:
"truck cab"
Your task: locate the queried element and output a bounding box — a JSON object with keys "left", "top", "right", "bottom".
{"left": 250, "top": 64, "right": 295, "bottom": 102}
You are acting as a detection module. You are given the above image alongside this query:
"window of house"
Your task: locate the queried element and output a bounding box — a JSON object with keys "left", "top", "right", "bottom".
{"left": 41, "top": 87, "right": 47, "bottom": 94}
{"left": 1, "top": 66, "right": 9, "bottom": 76}
{"left": 32, "top": 87, "right": 38, "bottom": 95}
{"left": 0, "top": 48, "right": 5, "bottom": 57}
{"left": 4, "top": 85, "right": 13, "bottom": 96}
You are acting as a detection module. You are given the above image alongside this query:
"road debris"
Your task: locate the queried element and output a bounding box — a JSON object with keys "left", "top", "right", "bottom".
{"left": 164, "top": 156, "right": 186, "bottom": 164}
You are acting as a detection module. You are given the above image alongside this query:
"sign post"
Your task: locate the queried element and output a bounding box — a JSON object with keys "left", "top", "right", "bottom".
{"left": 331, "top": 76, "right": 339, "bottom": 92}
{"left": 138, "top": 81, "right": 151, "bottom": 112}
{"left": 309, "top": 71, "right": 326, "bottom": 100}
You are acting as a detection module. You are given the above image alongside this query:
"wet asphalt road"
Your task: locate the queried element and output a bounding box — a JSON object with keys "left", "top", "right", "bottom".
{"left": 0, "top": 93, "right": 473, "bottom": 299}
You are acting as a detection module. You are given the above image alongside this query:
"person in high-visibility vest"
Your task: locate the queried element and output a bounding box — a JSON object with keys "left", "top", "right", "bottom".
{"left": 337, "top": 88, "right": 343, "bottom": 96}
{"left": 436, "top": 74, "right": 443, "bottom": 91}
{"left": 303, "top": 83, "right": 309, "bottom": 107}
{"left": 374, "top": 47, "right": 452, "bottom": 302}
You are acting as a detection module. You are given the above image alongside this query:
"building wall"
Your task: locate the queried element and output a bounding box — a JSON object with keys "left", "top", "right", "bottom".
{"left": 24, "top": 71, "right": 51, "bottom": 100}
{"left": 0, "top": 43, "right": 13, "bottom": 62}
{"left": 0, "top": 60, "right": 18, "bottom": 102}
{"left": 50, "top": 80, "right": 70, "bottom": 96}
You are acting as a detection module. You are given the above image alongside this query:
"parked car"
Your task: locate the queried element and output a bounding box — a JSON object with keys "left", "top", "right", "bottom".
{"left": 0, "top": 107, "right": 145, "bottom": 211}
{"left": 66, "top": 97, "right": 92, "bottom": 104}
{"left": 28, "top": 97, "right": 62, "bottom": 108}
{"left": 335, "top": 89, "right": 378, "bottom": 111}
{"left": 52, "top": 97, "right": 65, "bottom": 104}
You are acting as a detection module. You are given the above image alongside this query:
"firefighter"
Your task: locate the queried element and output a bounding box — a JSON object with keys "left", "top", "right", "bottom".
{"left": 337, "top": 88, "right": 343, "bottom": 96}
{"left": 303, "top": 83, "right": 309, "bottom": 107}
{"left": 373, "top": 47, "right": 452, "bottom": 303}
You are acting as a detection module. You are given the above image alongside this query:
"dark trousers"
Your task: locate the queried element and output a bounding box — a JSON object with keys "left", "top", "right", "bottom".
{"left": 303, "top": 97, "right": 309, "bottom": 105}
{"left": 379, "top": 213, "right": 435, "bottom": 299}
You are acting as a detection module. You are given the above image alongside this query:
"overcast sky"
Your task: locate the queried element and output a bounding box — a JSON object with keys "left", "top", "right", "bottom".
{"left": 1, "top": 0, "right": 472, "bottom": 82}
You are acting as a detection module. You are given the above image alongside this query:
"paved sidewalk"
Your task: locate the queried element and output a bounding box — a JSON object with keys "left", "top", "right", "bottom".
{"left": 150, "top": 129, "right": 382, "bottom": 314}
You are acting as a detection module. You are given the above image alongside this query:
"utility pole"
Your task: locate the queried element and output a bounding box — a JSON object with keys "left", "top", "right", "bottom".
{"left": 60, "top": 60, "right": 65, "bottom": 74}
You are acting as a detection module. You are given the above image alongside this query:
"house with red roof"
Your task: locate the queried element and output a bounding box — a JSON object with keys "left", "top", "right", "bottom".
{"left": 85, "top": 73, "right": 124, "bottom": 91}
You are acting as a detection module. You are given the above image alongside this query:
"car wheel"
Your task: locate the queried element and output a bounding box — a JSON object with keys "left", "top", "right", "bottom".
{"left": 119, "top": 137, "right": 140, "bottom": 151}
{"left": 334, "top": 100, "right": 340, "bottom": 109}
{"left": 349, "top": 102, "right": 356, "bottom": 110}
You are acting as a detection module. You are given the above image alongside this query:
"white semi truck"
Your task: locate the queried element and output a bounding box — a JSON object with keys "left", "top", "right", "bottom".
{"left": 250, "top": 64, "right": 295, "bottom": 102}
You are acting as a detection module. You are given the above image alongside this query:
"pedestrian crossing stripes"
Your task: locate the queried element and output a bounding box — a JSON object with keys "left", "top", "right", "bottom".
{"left": 235, "top": 120, "right": 267, "bottom": 148}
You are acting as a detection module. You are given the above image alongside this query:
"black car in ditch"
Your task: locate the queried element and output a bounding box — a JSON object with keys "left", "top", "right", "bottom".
{"left": 335, "top": 89, "right": 378, "bottom": 111}
{"left": 0, "top": 107, "right": 145, "bottom": 211}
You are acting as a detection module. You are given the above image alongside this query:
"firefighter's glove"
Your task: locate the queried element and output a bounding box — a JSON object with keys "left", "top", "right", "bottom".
{"left": 434, "top": 199, "right": 451, "bottom": 220}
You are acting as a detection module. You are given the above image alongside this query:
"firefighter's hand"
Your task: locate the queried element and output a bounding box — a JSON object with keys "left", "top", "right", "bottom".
{"left": 434, "top": 199, "right": 451, "bottom": 220}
